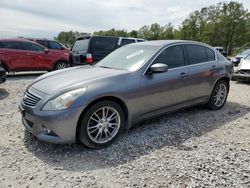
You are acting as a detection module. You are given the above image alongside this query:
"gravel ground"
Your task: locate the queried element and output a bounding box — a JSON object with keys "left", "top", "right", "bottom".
{"left": 0, "top": 73, "right": 250, "bottom": 188}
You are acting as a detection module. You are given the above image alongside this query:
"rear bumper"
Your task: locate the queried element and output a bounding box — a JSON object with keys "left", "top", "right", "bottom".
{"left": 232, "top": 73, "right": 250, "bottom": 81}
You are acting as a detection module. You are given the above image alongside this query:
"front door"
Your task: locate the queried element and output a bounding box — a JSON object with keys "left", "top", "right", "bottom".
{"left": 138, "top": 44, "right": 189, "bottom": 117}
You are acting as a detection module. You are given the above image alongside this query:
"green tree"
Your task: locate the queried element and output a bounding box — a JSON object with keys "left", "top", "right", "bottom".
{"left": 54, "top": 31, "right": 89, "bottom": 46}
{"left": 178, "top": 1, "right": 249, "bottom": 54}
{"left": 93, "top": 28, "right": 129, "bottom": 37}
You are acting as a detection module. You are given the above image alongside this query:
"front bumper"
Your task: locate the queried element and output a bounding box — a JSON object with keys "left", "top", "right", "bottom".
{"left": 232, "top": 73, "right": 250, "bottom": 82}
{"left": 19, "top": 102, "right": 86, "bottom": 144}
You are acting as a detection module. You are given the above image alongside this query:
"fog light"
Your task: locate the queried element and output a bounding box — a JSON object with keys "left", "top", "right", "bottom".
{"left": 42, "top": 126, "right": 51, "bottom": 134}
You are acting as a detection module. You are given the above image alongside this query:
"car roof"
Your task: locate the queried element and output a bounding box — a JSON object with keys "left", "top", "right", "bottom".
{"left": 77, "top": 35, "right": 146, "bottom": 41}
{"left": 0, "top": 38, "right": 46, "bottom": 48}
{"left": 25, "top": 38, "right": 53, "bottom": 42}
{"left": 130, "top": 40, "right": 211, "bottom": 48}
{"left": 214, "top": 47, "right": 223, "bottom": 49}
{"left": 0, "top": 38, "right": 35, "bottom": 42}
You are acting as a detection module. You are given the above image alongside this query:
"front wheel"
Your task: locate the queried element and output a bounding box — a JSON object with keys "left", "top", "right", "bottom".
{"left": 79, "top": 101, "right": 125, "bottom": 148}
{"left": 54, "top": 61, "right": 68, "bottom": 70}
{"left": 206, "top": 80, "right": 229, "bottom": 110}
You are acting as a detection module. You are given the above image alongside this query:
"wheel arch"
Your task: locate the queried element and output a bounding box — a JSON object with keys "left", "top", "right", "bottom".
{"left": 53, "top": 59, "right": 69, "bottom": 70}
{"left": 0, "top": 61, "right": 9, "bottom": 72}
{"left": 212, "top": 76, "right": 230, "bottom": 92}
{"left": 75, "top": 96, "right": 129, "bottom": 142}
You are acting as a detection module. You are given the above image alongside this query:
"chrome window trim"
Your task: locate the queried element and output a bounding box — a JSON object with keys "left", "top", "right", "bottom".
{"left": 143, "top": 42, "right": 217, "bottom": 75}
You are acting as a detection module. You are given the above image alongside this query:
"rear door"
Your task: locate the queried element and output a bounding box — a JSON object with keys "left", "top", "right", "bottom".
{"left": 184, "top": 44, "right": 216, "bottom": 99}
{"left": 0, "top": 41, "right": 27, "bottom": 71}
{"left": 91, "top": 37, "right": 119, "bottom": 62}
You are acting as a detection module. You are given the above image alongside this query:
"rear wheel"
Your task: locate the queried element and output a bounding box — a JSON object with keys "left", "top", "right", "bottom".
{"left": 206, "top": 80, "right": 229, "bottom": 110}
{"left": 79, "top": 101, "right": 125, "bottom": 148}
{"left": 54, "top": 61, "right": 68, "bottom": 70}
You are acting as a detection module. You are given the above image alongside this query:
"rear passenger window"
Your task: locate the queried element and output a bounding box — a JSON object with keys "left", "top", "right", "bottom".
{"left": 205, "top": 47, "right": 215, "bottom": 61}
{"left": 185, "top": 44, "right": 208, "bottom": 64}
{"left": 0, "top": 42, "right": 22, "bottom": 50}
{"left": 120, "top": 39, "right": 135, "bottom": 46}
{"left": 93, "top": 37, "right": 118, "bottom": 51}
{"left": 153, "top": 45, "right": 185, "bottom": 69}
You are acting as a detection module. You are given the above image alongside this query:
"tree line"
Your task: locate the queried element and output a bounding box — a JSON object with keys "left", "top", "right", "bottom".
{"left": 55, "top": 1, "right": 250, "bottom": 55}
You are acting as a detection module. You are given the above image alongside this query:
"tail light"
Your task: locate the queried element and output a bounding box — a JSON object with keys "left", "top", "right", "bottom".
{"left": 86, "top": 53, "right": 93, "bottom": 64}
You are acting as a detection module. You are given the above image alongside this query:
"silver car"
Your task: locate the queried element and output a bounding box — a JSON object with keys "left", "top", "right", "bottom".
{"left": 19, "top": 40, "right": 233, "bottom": 148}
{"left": 233, "top": 54, "right": 250, "bottom": 81}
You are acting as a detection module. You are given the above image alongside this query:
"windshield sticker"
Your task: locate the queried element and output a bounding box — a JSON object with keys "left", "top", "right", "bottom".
{"left": 126, "top": 50, "right": 144, "bottom": 59}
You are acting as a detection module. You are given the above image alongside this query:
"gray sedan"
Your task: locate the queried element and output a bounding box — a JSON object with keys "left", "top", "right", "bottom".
{"left": 19, "top": 40, "right": 233, "bottom": 148}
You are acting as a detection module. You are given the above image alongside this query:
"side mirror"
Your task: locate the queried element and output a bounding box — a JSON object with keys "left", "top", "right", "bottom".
{"left": 150, "top": 63, "right": 168, "bottom": 73}
{"left": 44, "top": 48, "right": 50, "bottom": 54}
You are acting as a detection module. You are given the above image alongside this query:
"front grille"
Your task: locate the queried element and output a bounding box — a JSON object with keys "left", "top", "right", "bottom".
{"left": 23, "top": 90, "right": 42, "bottom": 107}
{"left": 239, "top": 70, "right": 250, "bottom": 74}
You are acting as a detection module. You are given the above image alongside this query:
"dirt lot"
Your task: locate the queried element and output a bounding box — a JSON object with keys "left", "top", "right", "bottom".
{"left": 0, "top": 74, "right": 250, "bottom": 188}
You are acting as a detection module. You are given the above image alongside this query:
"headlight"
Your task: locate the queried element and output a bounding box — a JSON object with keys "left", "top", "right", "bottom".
{"left": 42, "top": 88, "right": 87, "bottom": 111}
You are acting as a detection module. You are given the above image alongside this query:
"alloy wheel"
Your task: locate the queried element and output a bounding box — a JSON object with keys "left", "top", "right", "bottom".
{"left": 213, "top": 83, "right": 227, "bottom": 107}
{"left": 87, "top": 107, "right": 121, "bottom": 144}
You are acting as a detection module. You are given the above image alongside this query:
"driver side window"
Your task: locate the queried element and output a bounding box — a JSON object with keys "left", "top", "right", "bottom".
{"left": 153, "top": 45, "right": 185, "bottom": 69}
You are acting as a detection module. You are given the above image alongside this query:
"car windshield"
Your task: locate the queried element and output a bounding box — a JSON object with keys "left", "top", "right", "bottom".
{"left": 241, "top": 49, "right": 250, "bottom": 55}
{"left": 96, "top": 45, "right": 159, "bottom": 71}
{"left": 245, "top": 54, "right": 250, "bottom": 60}
{"left": 72, "top": 39, "right": 89, "bottom": 51}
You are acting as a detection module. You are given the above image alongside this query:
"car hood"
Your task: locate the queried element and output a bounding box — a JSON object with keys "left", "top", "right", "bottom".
{"left": 235, "top": 54, "right": 248, "bottom": 59}
{"left": 238, "top": 59, "right": 250, "bottom": 70}
{"left": 31, "top": 66, "right": 126, "bottom": 95}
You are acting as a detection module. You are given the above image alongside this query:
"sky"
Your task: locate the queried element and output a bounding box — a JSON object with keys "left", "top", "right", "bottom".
{"left": 0, "top": 0, "right": 249, "bottom": 39}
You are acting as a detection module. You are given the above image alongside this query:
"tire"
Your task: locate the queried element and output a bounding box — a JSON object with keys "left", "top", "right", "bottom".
{"left": 206, "top": 80, "right": 229, "bottom": 110}
{"left": 79, "top": 100, "right": 125, "bottom": 148}
{"left": 54, "top": 61, "right": 68, "bottom": 70}
{"left": 0, "top": 62, "right": 7, "bottom": 71}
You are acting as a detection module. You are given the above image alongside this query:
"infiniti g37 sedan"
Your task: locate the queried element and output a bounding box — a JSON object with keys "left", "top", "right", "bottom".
{"left": 19, "top": 40, "right": 233, "bottom": 148}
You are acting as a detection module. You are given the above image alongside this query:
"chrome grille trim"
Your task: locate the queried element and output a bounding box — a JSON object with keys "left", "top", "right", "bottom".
{"left": 23, "top": 90, "right": 42, "bottom": 107}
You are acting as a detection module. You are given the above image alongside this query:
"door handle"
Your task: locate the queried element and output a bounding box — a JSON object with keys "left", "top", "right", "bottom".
{"left": 26, "top": 53, "right": 33, "bottom": 56}
{"left": 0, "top": 52, "right": 5, "bottom": 54}
{"left": 210, "top": 65, "right": 216, "bottom": 71}
{"left": 180, "top": 72, "right": 188, "bottom": 79}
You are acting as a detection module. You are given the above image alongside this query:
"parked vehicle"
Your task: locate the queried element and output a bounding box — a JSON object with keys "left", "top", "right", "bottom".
{"left": 19, "top": 40, "right": 233, "bottom": 148}
{"left": 214, "top": 47, "right": 227, "bottom": 57}
{"left": 233, "top": 54, "right": 250, "bottom": 82}
{"left": 69, "top": 36, "right": 145, "bottom": 65}
{"left": 0, "top": 66, "right": 6, "bottom": 84}
{"left": 26, "top": 38, "right": 70, "bottom": 53}
{"left": 0, "top": 38, "right": 70, "bottom": 72}
{"left": 231, "top": 49, "right": 250, "bottom": 66}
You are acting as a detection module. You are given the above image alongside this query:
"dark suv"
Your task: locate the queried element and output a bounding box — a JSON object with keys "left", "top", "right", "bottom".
{"left": 69, "top": 36, "right": 145, "bottom": 65}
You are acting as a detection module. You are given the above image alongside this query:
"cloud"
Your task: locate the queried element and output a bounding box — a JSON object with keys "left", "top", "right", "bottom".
{"left": 0, "top": 0, "right": 249, "bottom": 39}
